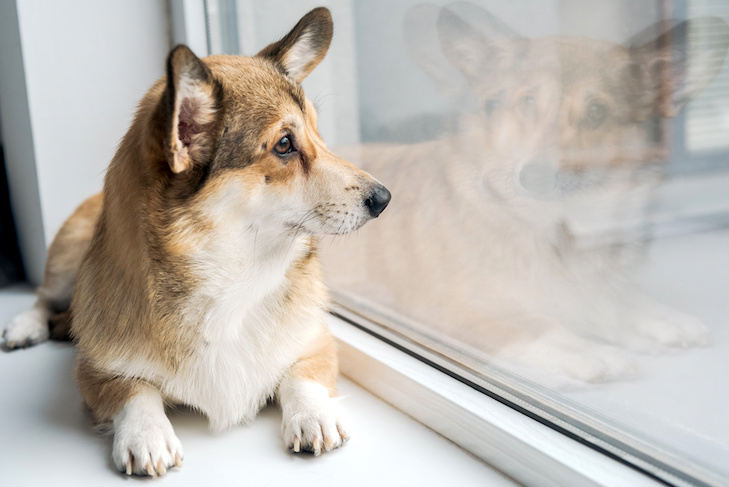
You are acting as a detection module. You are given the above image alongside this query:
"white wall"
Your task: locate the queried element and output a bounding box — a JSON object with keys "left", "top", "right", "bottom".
{"left": 0, "top": 0, "right": 170, "bottom": 284}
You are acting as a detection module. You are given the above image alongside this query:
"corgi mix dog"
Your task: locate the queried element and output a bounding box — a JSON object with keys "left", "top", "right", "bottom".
{"left": 3, "top": 7, "right": 390, "bottom": 476}
{"left": 324, "top": 3, "right": 728, "bottom": 384}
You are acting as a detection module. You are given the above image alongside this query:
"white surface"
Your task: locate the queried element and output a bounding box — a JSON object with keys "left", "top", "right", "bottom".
{"left": 332, "top": 316, "right": 664, "bottom": 487}
{"left": 0, "top": 287, "right": 513, "bottom": 487}
{"left": 565, "top": 228, "right": 729, "bottom": 479}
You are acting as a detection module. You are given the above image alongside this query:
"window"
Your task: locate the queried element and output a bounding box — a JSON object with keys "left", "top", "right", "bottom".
{"left": 201, "top": 1, "right": 729, "bottom": 485}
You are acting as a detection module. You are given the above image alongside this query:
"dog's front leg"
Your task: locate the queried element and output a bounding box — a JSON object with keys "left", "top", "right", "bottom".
{"left": 277, "top": 329, "right": 348, "bottom": 456}
{"left": 76, "top": 360, "right": 183, "bottom": 476}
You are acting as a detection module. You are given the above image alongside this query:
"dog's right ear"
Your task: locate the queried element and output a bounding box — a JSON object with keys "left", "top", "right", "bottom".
{"left": 164, "top": 45, "right": 221, "bottom": 174}
{"left": 629, "top": 17, "right": 729, "bottom": 118}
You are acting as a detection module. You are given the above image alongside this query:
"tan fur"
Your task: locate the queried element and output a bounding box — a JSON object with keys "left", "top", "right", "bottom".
{"left": 40, "top": 193, "right": 102, "bottom": 312}
{"left": 75, "top": 357, "right": 150, "bottom": 425}
{"left": 284, "top": 322, "right": 340, "bottom": 397}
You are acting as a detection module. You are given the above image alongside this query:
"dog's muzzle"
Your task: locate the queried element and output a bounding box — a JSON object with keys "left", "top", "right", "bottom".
{"left": 365, "top": 184, "right": 391, "bottom": 218}
{"left": 519, "top": 162, "right": 558, "bottom": 196}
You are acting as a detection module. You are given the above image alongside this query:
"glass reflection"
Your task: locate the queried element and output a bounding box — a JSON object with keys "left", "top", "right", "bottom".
{"left": 324, "top": 1, "right": 729, "bottom": 384}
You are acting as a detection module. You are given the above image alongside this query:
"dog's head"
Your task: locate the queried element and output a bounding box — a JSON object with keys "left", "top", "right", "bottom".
{"left": 410, "top": 3, "right": 728, "bottom": 231}
{"left": 151, "top": 7, "right": 389, "bottom": 238}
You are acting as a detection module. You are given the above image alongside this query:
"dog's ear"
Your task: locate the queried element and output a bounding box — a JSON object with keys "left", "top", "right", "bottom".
{"left": 629, "top": 17, "right": 729, "bottom": 118}
{"left": 165, "top": 45, "right": 221, "bottom": 174}
{"left": 256, "top": 7, "right": 333, "bottom": 83}
{"left": 437, "top": 3, "right": 523, "bottom": 83}
{"left": 404, "top": 4, "right": 466, "bottom": 98}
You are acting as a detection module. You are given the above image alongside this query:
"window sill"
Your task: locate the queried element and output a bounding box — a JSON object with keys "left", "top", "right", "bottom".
{"left": 328, "top": 312, "right": 665, "bottom": 487}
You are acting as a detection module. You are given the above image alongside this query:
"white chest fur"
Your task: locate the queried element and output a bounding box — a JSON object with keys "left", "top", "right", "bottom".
{"left": 171, "top": 229, "right": 319, "bottom": 431}
{"left": 163, "top": 305, "right": 318, "bottom": 432}
{"left": 113, "top": 221, "right": 321, "bottom": 431}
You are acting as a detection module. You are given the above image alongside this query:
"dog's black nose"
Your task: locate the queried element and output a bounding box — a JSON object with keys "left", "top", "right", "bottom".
{"left": 365, "top": 184, "right": 391, "bottom": 218}
{"left": 520, "top": 162, "right": 557, "bottom": 196}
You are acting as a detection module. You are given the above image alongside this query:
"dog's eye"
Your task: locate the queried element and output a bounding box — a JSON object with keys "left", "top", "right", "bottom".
{"left": 585, "top": 102, "right": 608, "bottom": 129}
{"left": 520, "top": 95, "right": 537, "bottom": 118}
{"left": 484, "top": 99, "right": 501, "bottom": 118}
{"left": 274, "top": 136, "right": 294, "bottom": 156}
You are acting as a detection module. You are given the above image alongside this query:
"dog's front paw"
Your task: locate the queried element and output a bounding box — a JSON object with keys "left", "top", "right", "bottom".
{"left": 631, "top": 300, "right": 711, "bottom": 349}
{"left": 282, "top": 383, "right": 348, "bottom": 456}
{"left": 498, "top": 328, "right": 638, "bottom": 383}
{"left": 112, "top": 395, "right": 183, "bottom": 476}
{"left": 3, "top": 308, "right": 50, "bottom": 349}
{"left": 634, "top": 311, "right": 711, "bottom": 349}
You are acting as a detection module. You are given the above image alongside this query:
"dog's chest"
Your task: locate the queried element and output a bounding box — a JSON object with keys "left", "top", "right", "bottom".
{"left": 161, "top": 244, "right": 317, "bottom": 431}
{"left": 164, "top": 288, "right": 315, "bottom": 431}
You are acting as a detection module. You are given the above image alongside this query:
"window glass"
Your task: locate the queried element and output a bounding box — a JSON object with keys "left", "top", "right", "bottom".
{"left": 207, "top": 1, "right": 729, "bottom": 484}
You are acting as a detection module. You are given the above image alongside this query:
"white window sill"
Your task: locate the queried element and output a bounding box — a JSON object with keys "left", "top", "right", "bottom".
{"left": 0, "top": 286, "right": 508, "bottom": 487}
{"left": 327, "top": 313, "right": 666, "bottom": 487}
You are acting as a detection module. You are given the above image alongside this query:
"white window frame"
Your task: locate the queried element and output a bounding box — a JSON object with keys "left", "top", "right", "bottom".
{"left": 170, "top": 0, "right": 210, "bottom": 57}
{"left": 327, "top": 311, "right": 666, "bottom": 487}
{"left": 174, "top": 2, "right": 724, "bottom": 486}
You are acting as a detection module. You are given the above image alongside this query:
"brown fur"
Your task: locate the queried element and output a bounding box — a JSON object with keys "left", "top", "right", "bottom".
{"left": 285, "top": 320, "right": 340, "bottom": 398}
{"left": 48, "top": 310, "right": 72, "bottom": 341}
{"left": 75, "top": 357, "right": 149, "bottom": 425}
{"left": 40, "top": 193, "right": 102, "bottom": 315}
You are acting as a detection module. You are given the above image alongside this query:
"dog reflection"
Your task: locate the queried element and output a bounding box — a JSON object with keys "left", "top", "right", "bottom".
{"left": 323, "top": 3, "right": 729, "bottom": 383}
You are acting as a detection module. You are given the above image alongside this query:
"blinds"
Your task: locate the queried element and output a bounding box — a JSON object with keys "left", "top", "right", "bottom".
{"left": 686, "top": 0, "right": 729, "bottom": 153}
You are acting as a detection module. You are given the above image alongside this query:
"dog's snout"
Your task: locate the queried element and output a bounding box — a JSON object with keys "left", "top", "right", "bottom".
{"left": 365, "top": 184, "right": 391, "bottom": 218}
{"left": 519, "top": 162, "right": 558, "bottom": 196}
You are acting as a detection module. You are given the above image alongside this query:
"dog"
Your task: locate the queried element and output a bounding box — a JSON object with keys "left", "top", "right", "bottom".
{"left": 323, "top": 3, "right": 728, "bottom": 384}
{"left": 3, "top": 7, "right": 390, "bottom": 476}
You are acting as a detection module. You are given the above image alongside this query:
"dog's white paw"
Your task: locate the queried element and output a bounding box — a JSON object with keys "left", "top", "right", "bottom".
{"left": 3, "top": 308, "right": 50, "bottom": 349}
{"left": 561, "top": 344, "right": 637, "bottom": 383}
{"left": 634, "top": 311, "right": 711, "bottom": 349}
{"left": 570, "top": 297, "right": 711, "bottom": 353}
{"left": 499, "top": 328, "right": 638, "bottom": 383}
{"left": 629, "top": 299, "right": 711, "bottom": 349}
{"left": 112, "top": 393, "right": 183, "bottom": 476}
{"left": 281, "top": 382, "right": 348, "bottom": 456}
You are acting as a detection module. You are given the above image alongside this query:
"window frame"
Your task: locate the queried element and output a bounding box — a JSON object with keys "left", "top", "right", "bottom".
{"left": 327, "top": 310, "right": 668, "bottom": 487}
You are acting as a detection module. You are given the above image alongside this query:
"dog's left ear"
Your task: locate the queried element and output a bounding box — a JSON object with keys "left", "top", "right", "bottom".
{"left": 165, "top": 45, "right": 221, "bottom": 174}
{"left": 629, "top": 17, "right": 729, "bottom": 118}
{"left": 256, "top": 7, "right": 333, "bottom": 83}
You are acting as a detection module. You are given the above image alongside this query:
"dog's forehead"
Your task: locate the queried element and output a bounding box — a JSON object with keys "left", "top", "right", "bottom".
{"left": 202, "top": 55, "right": 314, "bottom": 170}
{"left": 557, "top": 40, "right": 634, "bottom": 98}
{"left": 504, "top": 39, "right": 630, "bottom": 93}
{"left": 206, "top": 55, "right": 307, "bottom": 121}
